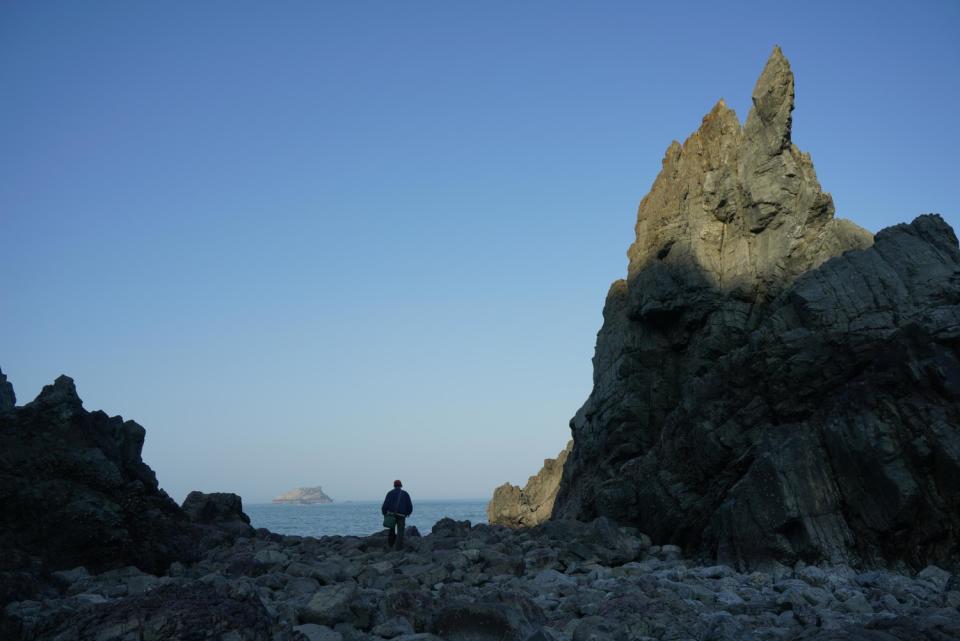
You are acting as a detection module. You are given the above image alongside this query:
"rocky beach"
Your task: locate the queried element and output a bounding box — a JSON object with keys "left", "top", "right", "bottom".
{"left": 3, "top": 45, "right": 960, "bottom": 641}
{"left": 6, "top": 509, "right": 960, "bottom": 641}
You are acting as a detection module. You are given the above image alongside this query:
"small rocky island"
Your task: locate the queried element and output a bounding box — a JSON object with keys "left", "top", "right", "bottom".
{"left": 273, "top": 487, "right": 334, "bottom": 505}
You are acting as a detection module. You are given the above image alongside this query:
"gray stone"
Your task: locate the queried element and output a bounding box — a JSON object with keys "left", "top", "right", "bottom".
{"left": 837, "top": 590, "right": 873, "bottom": 615}
{"left": 797, "top": 566, "right": 828, "bottom": 588}
{"left": 531, "top": 569, "right": 578, "bottom": 592}
{"left": 254, "top": 548, "right": 288, "bottom": 566}
{"left": 697, "top": 565, "right": 736, "bottom": 580}
{"left": 294, "top": 624, "right": 345, "bottom": 641}
{"left": 372, "top": 616, "right": 415, "bottom": 638}
{"left": 371, "top": 561, "right": 394, "bottom": 574}
{"left": 658, "top": 545, "right": 682, "bottom": 562}
{"left": 432, "top": 595, "right": 545, "bottom": 641}
{"left": 288, "top": 576, "right": 321, "bottom": 595}
{"left": 73, "top": 592, "right": 109, "bottom": 604}
{"left": 52, "top": 566, "right": 90, "bottom": 583}
{"left": 182, "top": 491, "right": 255, "bottom": 537}
{"left": 300, "top": 581, "right": 358, "bottom": 626}
{"left": 715, "top": 591, "right": 745, "bottom": 607}
{"left": 916, "top": 565, "right": 952, "bottom": 591}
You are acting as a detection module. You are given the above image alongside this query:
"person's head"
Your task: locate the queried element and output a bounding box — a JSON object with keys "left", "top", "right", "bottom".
{"left": 393, "top": 480, "right": 402, "bottom": 488}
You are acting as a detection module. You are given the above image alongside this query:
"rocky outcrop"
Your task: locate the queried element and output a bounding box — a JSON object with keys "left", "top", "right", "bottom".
{"left": 548, "top": 47, "right": 960, "bottom": 571}
{"left": 182, "top": 491, "right": 255, "bottom": 537}
{"left": 0, "top": 367, "right": 14, "bottom": 412}
{"left": 488, "top": 441, "right": 572, "bottom": 527}
{"left": 0, "top": 373, "right": 255, "bottom": 610}
{"left": 274, "top": 486, "right": 334, "bottom": 504}
{"left": 0, "top": 375, "right": 197, "bottom": 583}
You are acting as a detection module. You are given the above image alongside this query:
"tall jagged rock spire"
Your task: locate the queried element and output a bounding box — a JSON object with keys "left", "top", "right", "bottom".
{"left": 541, "top": 49, "right": 960, "bottom": 571}
{"left": 624, "top": 46, "right": 870, "bottom": 310}
{"left": 744, "top": 45, "right": 795, "bottom": 155}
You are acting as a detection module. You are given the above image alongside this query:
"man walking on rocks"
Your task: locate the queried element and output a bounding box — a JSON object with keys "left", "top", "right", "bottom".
{"left": 381, "top": 479, "right": 413, "bottom": 550}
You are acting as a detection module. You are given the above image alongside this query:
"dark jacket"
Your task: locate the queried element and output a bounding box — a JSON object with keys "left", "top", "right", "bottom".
{"left": 381, "top": 488, "right": 413, "bottom": 516}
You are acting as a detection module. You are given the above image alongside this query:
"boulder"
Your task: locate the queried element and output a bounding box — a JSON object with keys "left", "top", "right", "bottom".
{"left": 182, "top": 491, "right": 255, "bottom": 537}
{"left": 433, "top": 602, "right": 542, "bottom": 641}
{"left": 300, "top": 581, "right": 359, "bottom": 626}
{"left": 294, "top": 624, "right": 345, "bottom": 641}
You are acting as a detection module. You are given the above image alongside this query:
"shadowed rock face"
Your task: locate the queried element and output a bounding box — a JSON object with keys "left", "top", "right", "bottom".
{"left": 0, "top": 368, "right": 15, "bottom": 412}
{"left": 0, "top": 374, "right": 255, "bottom": 606}
{"left": 0, "top": 376, "right": 194, "bottom": 578}
{"left": 551, "top": 47, "right": 960, "bottom": 570}
{"left": 182, "top": 491, "right": 255, "bottom": 537}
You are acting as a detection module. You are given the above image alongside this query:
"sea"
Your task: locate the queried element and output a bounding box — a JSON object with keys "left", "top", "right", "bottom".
{"left": 244, "top": 499, "right": 488, "bottom": 537}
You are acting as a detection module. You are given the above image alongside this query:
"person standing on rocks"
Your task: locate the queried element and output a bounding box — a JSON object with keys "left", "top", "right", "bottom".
{"left": 381, "top": 479, "right": 413, "bottom": 549}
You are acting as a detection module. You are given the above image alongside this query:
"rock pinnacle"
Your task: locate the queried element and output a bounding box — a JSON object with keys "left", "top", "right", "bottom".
{"left": 744, "top": 45, "right": 795, "bottom": 155}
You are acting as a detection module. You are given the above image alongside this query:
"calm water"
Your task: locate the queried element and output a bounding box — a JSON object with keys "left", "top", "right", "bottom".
{"left": 245, "top": 500, "right": 488, "bottom": 537}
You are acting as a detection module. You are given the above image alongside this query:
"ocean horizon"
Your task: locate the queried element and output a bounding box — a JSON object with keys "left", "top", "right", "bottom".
{"left": 244, "top": 499, "right": 489, "bottom": 537}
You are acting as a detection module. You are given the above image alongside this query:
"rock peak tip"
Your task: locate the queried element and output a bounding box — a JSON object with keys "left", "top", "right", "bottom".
{"left": 744, "top": 45, "right": 795, "bottom": 152}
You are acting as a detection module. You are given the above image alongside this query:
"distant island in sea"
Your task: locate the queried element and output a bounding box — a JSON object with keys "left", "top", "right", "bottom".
{"left": 271, "top": 486, "right": 333, "bottom": 504}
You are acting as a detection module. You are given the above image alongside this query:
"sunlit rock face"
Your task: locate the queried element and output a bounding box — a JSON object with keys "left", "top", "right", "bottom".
{"left": 488, "top": 441, "right": 572, "bottom": 527}
{"left": 551, "top": 47, "right": 960, "bottom": 570}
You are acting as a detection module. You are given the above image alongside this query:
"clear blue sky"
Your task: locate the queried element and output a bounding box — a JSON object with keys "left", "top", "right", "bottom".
{"left": 2, "top": 2, "right": 957, "bottom": 503}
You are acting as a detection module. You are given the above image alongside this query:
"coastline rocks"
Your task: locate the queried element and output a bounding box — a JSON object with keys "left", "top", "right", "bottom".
{"left": 544, "top": 47, "right": 960, "bottom": 570}
{"left": 488, "top": 442, "right": 571, "bottom": 528}
{"left": 8, "top": 581, "right": 274, "bottom": 641}
{"left": 182, "top": 491, "right": 256, "bottom": 538}
{"left": 274, "top": 487, "right": 335, "bottom": 505}
{"left": 0, "top": 375, "right": 198, "bottom": 585}
{"left": 5, "top": 520, "right": 959, "bottom": 641}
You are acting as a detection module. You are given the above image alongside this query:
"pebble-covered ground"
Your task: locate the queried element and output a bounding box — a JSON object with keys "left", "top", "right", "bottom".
{"left": 5, "top": 518, "right": 960, "bottom": 641}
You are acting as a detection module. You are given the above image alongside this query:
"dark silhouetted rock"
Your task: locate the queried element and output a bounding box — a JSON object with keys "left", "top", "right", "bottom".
{"left": 5, "top": 581, "right": 273, "bottom": 641}
{"left": 0, "top": 373, "right": 200, "bottom": 605}
{"left": 0, "top": 367, "right": 14, "bottom": 412}
{"left": 545, "top": 47, "right": 960, "bottom": 571}
{"left": 182, "top": 491, "right": 255, "bottom": 537}
{"left": 433, "top": 597, "right": 545, "bottom": 641}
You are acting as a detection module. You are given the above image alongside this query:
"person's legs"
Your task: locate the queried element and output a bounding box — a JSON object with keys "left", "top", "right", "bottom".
{"left": 387, "top": 521, "right": 397, "bottom": 548}
{"left": 395, "top": 516, "right": 406, "bottom": 549}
